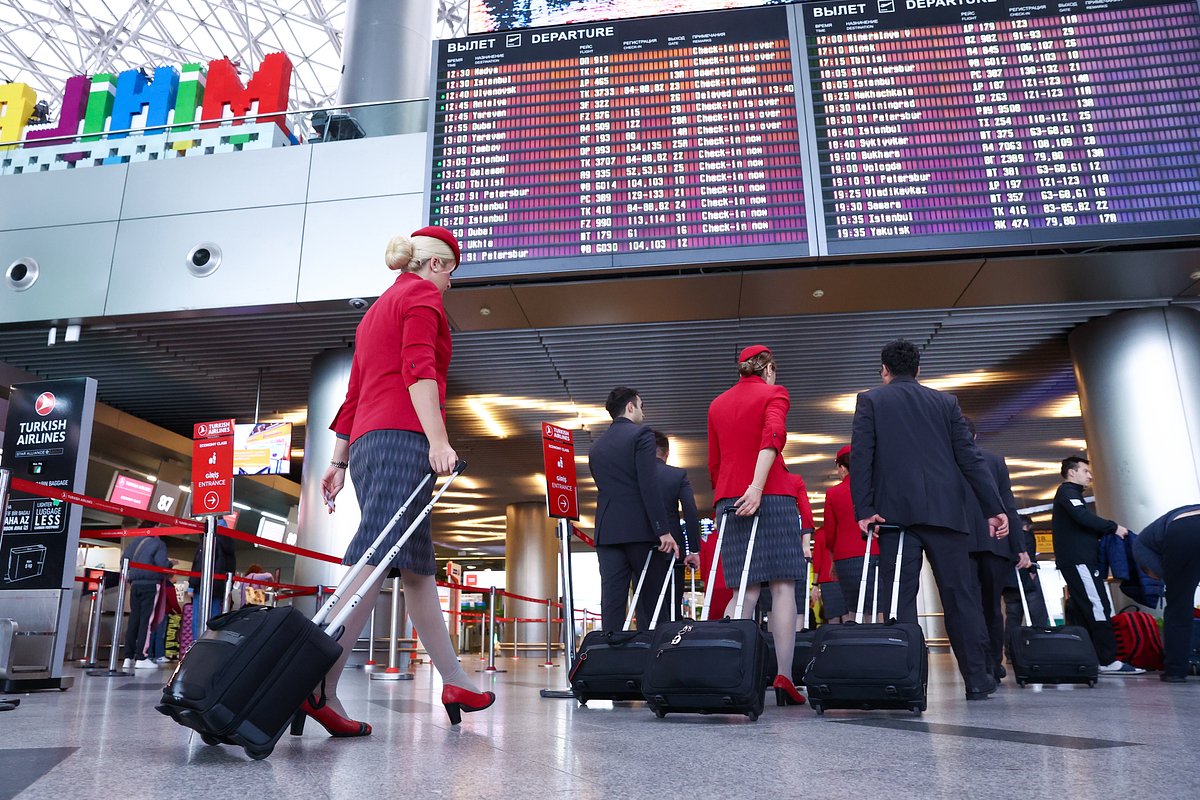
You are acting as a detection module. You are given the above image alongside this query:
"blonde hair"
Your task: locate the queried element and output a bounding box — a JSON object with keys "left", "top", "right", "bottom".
{"left": 738, "top": 351, "right": 776, "bottom": 378}
{"left": 384, "top": 234, "right": 458, "bottom": 272}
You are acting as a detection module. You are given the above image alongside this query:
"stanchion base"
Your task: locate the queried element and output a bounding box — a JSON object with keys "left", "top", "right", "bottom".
{"left": 540, "top": 688, "right": 575, "bottom": 699}
{"left": 538, "top": 663, "right": 559, "bottom": 668}
{"left": 77, "top": 661, "right": 102, "bottom": 669}
{"left": 1, "top": 676, "right": 75, "bottom": 692}
{"left": 359, "top": 663, "right": 380, "bottom": 672}
{"left": 475, "top": 667, "right": 508, "bottom": 673}
{"left": 369, "top": 670, "right": 414, "bottom": 681}
{"left": 85, "top": 669, "right": 132, "bottom": 679}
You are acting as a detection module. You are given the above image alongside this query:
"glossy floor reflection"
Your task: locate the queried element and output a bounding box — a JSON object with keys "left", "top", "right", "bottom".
{"left": 3, "top": 652, "right": 1199, "bottom": 799}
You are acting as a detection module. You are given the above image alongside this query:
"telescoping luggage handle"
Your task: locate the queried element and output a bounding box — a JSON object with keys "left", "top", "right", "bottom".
{"left": 857, "top": 523, "right": 906, "bottom": 624}
{"left": 701, "top": 507, "right": 743, "bottom": 622}
{"left": 623, "top": 550, "right": 677, "bottom": 631}
{"left": 316, "top": 461, "right": 467, "bottom": 639}
{"left": 1014, "top": 565, "right": 1033, "bottom": 628}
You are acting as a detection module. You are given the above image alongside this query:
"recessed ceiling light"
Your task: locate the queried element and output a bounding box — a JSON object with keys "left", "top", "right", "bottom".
{"left": 812, "top": 289, "right": 825, "bottom": 298}
{"left": 1190, "top": 270, "right": 1200, "bottom": 281}
{"left": 479, "top": 306, "right": 492, "bottom": 316}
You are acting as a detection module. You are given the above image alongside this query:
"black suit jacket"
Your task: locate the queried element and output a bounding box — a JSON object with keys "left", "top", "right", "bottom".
{"left": 966, "top": 449, "right": 1023, "bottom": 559}
{"left": 850, "top": 376, "right": 1003, "bottom": 533}
{"left": 655, "top": 458, "right": 701, "bottom": 555}
{"left": 588, "top": 418, "right": 669, "bottom": 546}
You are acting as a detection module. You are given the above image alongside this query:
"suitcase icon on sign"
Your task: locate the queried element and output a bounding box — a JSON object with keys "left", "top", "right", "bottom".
{"left": 5, "top": 544, "right": 48, "bottom": 583}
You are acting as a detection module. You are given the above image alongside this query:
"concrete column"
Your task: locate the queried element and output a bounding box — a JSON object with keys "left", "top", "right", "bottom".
{"left": 338, "top": 0, "right": 432, "bottom": 136}
{"left": 294, "top": 347, "right": 359, "bottom": 606}
{"left": 505, "top": 502, "right": 557, "bottom": 655}
{"left": 1069, "top": 306, "right": 1200, "bottom": 530}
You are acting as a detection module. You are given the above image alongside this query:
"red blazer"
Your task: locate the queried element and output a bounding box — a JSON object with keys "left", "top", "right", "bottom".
{"left": 330, "top": 272, "right": 451, "bottom": 444}
{"left": 825, "top": 475, "right": 878, "bottom": 561}
{"left": 789, "top": 473, "right": 815, "bottom": 531}
{"left": 812, "top": 527, "right": 835, "bottom": 583}
{"left": 707, "top": 375, "right": 794, "bottom": 501}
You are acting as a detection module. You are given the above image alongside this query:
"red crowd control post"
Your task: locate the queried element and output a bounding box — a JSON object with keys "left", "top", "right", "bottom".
{"left": 477, "top": 586, "right": 506, "bottom": 674}
{"left": 87, "top": 559, "right": 132, "bottom": 678}
{"left": 78, "top": 581, "right": 101, "bottom": 667}
{"left": 371, "top": 578, "right": 412, "bottom": 682}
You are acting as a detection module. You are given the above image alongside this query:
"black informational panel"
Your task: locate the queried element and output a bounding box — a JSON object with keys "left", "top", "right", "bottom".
{"left": 428, "top": 0, "right": 1200, "bottom": 276}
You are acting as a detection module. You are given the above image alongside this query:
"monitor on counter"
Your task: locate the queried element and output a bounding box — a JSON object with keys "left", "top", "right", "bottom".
{"left": 256, "top": 517, "right": 286, "bottom": 543}
{"left": 108, "top": 473, "right": 155, "bottom": 510}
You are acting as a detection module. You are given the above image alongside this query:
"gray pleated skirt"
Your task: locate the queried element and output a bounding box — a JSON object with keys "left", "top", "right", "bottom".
{"left": 344, "top": 429, "right": 436, "bottom": 575}
{"left": 716, "top": 495, "right": 805, "bottom": 587}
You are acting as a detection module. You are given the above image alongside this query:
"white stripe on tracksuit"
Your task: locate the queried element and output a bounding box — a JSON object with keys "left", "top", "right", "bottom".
{"left": 1074, "top": 564, "right": 1107, "bottom": 622}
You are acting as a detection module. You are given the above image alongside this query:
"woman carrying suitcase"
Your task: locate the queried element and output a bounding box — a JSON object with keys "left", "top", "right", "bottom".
{"left": 311, "top": 226, "right": 495, "bottom": 736}
{"left": 707, "top": 344, "right": 806, "bottom": 706}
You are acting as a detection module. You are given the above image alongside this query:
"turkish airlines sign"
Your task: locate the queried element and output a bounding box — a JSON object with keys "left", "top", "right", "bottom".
{"left": 192, "top": 420, "right": 234, "bottom": 516}
{"left": 541, "top": 422, "right": 579, "bottom": 520}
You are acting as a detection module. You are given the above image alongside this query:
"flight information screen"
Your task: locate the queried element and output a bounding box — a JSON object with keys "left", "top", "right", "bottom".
{"left": 429, "top": 6, "right": 814, "bottom": 275}
{"left": 803, "top": 0, "right": 1200, "bottom": 254}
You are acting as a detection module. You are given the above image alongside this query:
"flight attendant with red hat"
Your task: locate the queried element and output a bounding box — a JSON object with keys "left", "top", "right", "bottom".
{"left": 825, "top": 444, "right": 881, "bottom": 620}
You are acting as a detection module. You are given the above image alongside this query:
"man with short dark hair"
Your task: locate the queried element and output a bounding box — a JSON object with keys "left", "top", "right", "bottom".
{"left": 1052, "top": 455, "right": 1143, "bottom": 675}
{"left": 652, "top": 431, "right": 701, "bottom": 619}
{"left": 851, "top": 339, "right": 1008, "bottom": 700}
{"left": 589, "top": 388, "right": 677, "bottom": 632}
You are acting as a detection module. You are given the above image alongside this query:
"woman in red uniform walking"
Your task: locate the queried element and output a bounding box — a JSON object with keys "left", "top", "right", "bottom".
{"left": 304, "top": 226, "right": 495, "bottom": 737}
{"left": 708, "top": 345, "right": 806, "bottom": 706}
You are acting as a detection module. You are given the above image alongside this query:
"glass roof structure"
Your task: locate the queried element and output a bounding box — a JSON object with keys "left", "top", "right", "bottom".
{"left": 0, "top": 0, "right": 468, "bottom": 114}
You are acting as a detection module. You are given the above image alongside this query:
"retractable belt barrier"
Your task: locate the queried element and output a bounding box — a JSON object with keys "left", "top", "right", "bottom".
{"left": 8, "top": 474, "right": 602, "bottom": 672}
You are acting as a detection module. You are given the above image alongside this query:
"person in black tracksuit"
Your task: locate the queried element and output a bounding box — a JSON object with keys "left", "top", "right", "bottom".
{"left": 589, "top": 388, "right": 677, "bottom": 632}
{"left": 1001, "top": 516, "right": 1051, "bottom": 664}
{"left": 653, "top": 431, "right": 701, "bottom": 620}
{"left": 1051, "top": 455, "right": 1143, "bottom": 675}
{"left": 1133, "top": 504, "right": 1200, "bottom": 682}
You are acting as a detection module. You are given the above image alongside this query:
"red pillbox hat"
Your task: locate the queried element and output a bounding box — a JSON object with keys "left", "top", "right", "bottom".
{"left": 738, "top": 344, "right": 771, "bottom": 363}
{"left": 411, "top": 225, "right": 461, "bottom": 265}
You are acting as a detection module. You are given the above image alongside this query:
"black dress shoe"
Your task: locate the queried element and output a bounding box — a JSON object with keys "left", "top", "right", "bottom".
{"left": 1161, "top": 674, "right": 1188, "bottom": 683}
{"left": 994, "top": 665, "right": 1007, "bottom": 680}
{"left": 964, "top": 690, "right": 992, "bottom": 701}
{"left": 965, "top": 677, "right": 998, "bottom": 700}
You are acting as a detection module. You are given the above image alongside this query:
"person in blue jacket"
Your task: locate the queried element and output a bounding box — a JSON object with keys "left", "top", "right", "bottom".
{"left": 1133, "top": 504, "right": 1200, "bottom": 683}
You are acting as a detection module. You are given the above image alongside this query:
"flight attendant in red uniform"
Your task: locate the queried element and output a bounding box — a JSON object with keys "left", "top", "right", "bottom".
{"left": 708, "top": 344, "right": 806, "bottom": 706}
{"left": 824, "top": 445, "right": 880, "bottom": 621}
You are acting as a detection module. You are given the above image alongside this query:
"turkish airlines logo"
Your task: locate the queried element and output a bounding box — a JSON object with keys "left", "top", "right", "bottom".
{"left": 197, "top": 423, "right": 208, "bottom": 436}
{"left": 34, "top": 392, "right": 56, "bottom": 416}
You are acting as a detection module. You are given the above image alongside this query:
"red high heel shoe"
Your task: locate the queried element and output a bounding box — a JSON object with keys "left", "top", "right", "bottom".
{"left": 290, "top": 694, "right": 371, "bottom": 738}
{"left": 772, "top": 674, "right": 805, "bottom": 707}
{"left": 441, "top": 685, "right": 495, "bottom": 725}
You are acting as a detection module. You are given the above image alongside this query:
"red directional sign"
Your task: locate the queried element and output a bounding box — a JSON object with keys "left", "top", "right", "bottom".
{"left": 541, "top": 422, "right": 579, "bottom": 520}
{"left": 192, "top": 420, "right": 234, "bottom": 516}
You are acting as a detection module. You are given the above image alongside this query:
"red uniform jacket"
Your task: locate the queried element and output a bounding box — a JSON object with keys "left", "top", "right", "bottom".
{"left": 330, "top": 272, "right": 451, "bottom": 444}
{"left": 707, "top": 375, "right": 794, "bottom": 501}
{"left": 812, "top": 527, "right": 835, "bottom": 583}
{"left": 825, "top": 475, "right": 878, "bottom": 561}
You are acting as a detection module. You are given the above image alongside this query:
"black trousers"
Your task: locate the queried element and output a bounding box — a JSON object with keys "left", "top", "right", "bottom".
{"left": 972, "top": 551, "right": 1010, "bottom": 671}
{"left": 597, "top": 543, "right": 672, "bottom": 632}
{"left": 672, "top": 562, "right": 688, "bottom": 621}
{"left": 877, "top": 525, "right": 992, "bottom": 691}
{"left": 1001, "top": 568, "right": 1051, "bottom": 662}
{"left": 1060, "top": 562, "right": 1117, "bottom": 665}
{"left": 124, "top": 581, "right": 160, "bottom": 661}
{"left": 1162, "top": 517, "right": 1200, "bottom": 677}
{"left": 835, "top": 555, "right": 880, "bottom": 620}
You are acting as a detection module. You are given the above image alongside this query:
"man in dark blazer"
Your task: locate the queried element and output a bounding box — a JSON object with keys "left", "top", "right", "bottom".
{"left": 589, "top": 388, "right": 677, "bottom": 632}
{"left": 963, "top": 418, "right": 1024, "bottom": 681}
{"left": 653, "top": 431, "right": 702, "bottom": 619}
{"left": 851, "top": 339, "right": 1008, "bottom": 700}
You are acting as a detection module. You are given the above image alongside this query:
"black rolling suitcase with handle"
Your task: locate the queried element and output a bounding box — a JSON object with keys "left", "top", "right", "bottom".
{"left": 1010, "top": 565, "right": 1099, "bottom": 687}
{"left": 804, "top": 524, "right": 928, "bottom": 716}
{"left": 157, "top": 463, "right": 466, "bottom": 759}
{"left": 641, "top": 508, "right": 769, "bottom": 721}
{"left": 570, "top": 551, "right": 675, "bottom": 703}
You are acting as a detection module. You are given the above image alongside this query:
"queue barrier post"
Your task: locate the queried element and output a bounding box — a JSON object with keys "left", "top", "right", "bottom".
{"left": 361, "top": 605, "right": 379, "bottom": 672}
{"left": 197, "top": 517, "right": 217, "bottom": 634}
{"left": 87, "top": 559, "right": 132, "bottom": 677}
{"left": 476, "top": 586, "right": 505, "bottom": 673}
{"left": 371, "top": 577, "right": 411, "bottom": 681}
{"left": 541, "top": 518, "right": 577, "bottom": 698}
{"left": 79, "top": 583, "right": 104, "bottom": 668}
{"left": 540, "top": 602, "right": 556, "bottom": 668}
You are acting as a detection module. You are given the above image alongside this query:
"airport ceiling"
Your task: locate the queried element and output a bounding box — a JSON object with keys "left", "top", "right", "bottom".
{"left": 0, "top": 0, "right": 468, "bottom": 114}
{"left": 3, "top": 256, "right": 1200, "bottom": 559}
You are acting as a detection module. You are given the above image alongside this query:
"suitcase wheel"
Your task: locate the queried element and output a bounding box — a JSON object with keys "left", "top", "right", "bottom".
{"left": 577, "top": 696, "right": 588, "bottom": 706}
{"left": 813, "top": 703, "right": 824, "bottom": 716}
{"left": 654, "top": 708, "right": 667, "bottom": 719}
{"left": 1016, "top": 679, "right": 1026, "bottom": 688}
{"left": 1087, "top": 680, "right": 1097, "bottom": 688}
{"left": 244, "top": 747, "right": 272, "bottom": 760}
{"left": 201, "top": 734, "right": 221, "bottom": 747}
{"left": 746, "top": 711, "right": 759, "bottom": 722}
{"left": 910, "top": 705, "right": 922, "bottom": 716}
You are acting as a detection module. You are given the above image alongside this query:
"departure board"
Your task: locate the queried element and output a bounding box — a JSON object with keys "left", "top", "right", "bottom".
{"left": 429, "top": 6, "right": 813, "bottom": 275}
{"left": 803, "top": 0, "right": 1200, "bottom": 254}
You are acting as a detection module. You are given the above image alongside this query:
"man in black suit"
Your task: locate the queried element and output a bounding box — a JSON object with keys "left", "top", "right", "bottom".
{"left": 963, "top": 418, "right": 1023, "bottom": 681}
{"left": 851, "top": 339, "right": 1008, "bottom": 700}
{"left": 589, "top": 388, "right": 678, "bottom": 632}
{"left": 653, "top": 431, "right": 702, "bottom": 619}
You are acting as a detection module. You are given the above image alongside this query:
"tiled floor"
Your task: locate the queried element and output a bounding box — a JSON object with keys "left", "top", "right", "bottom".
{"left": 2, "top": 653, "right": 1198, "bottom": 799}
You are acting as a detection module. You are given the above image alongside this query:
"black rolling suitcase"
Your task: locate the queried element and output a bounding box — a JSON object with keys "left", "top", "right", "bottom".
{"left": 1010, "top": 565, "right": 1099, "bottom": 687}
{"left": 570, "top": 552, "right": 674, "bottom": 703}
{"left": 804, "top": 525, "right": 928, "bottom": 716}
{"left": 157, "top": 463, "right": 465, "bottom": 759}
{"left": 765, "top": 559, "right": 817, "bottom": 685}
{"left": 641, "top": 509, "right": 769, "bottom": 721}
